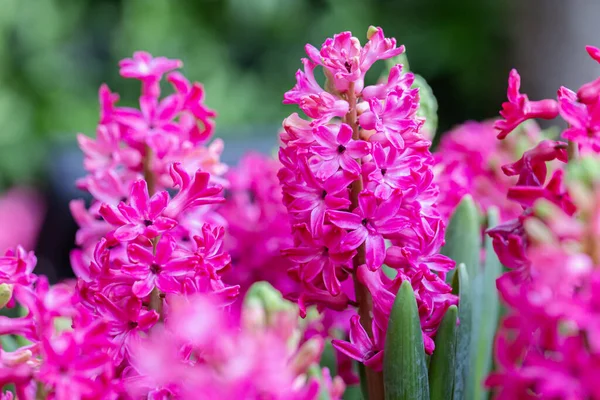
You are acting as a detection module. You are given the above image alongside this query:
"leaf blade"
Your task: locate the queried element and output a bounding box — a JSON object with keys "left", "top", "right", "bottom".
{"left": 428, "top": 305, "right": 458, "bottom": 400}
{"left": 451, "top": 263, "right": 471, "bottom": 400}
{"left": 383, "top": 281, "right": 429, "bottom": 400}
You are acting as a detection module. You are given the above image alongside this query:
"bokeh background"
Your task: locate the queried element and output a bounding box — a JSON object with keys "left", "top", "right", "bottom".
{"left": 0, "top": 0, "right": 597, "bottom": 279}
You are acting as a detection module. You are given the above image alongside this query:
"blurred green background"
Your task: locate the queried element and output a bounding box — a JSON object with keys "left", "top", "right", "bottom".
{"left": 0, "top": 0, "right": 510, "bottom": 188}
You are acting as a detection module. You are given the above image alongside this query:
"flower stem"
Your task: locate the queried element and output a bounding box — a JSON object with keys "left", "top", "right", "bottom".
{"left": 143, "top": 145, "right": 163, "bottom": 318}
{"left": 568, "top": 140, "right": 579, "bottom": 161}
{"left": 345, "top": 82, "right": 385, "bottom": 400}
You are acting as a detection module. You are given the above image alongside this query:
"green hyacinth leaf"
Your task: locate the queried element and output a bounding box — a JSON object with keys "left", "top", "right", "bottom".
{"left": 469, "top": 207, "right": 502, "bottom": 400}
{"left": 384, "top": 281, "right": 429, "bottom": 400}
{"left": 451, "top": 263, "right": 471, "bottom": 400}
{"left": 442, "top": 195, "right": 481, "bottom": 284}
{"left": 412, "top": 74, "right": 438, "bottom": 140}
{"left": 428, "top": 305, "right": 458, "bottom": 400}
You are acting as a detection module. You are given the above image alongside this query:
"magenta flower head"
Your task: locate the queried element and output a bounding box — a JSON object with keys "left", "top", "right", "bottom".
{"left": 485, "top": 45, "right": 600, "bottom": 398}
{"left": 278, "top": 27, "right": 456, "bottom": 375}
{"left": 433, "top": 120, "right": 544, "bottom": 222}
{"left": 217, "top": 152, "right": 297, "bottom": 295}
{"left": 495, "top": 69, "right": 559, "bottom": 139}
{"left": 100, "top": 180, "right": 177, "bottom": 241}
{"left": 0, "top": 246, "right": 37, "bottom": 286}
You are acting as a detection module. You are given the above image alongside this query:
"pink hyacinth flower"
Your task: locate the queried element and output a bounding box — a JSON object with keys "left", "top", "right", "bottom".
{"left": 123, "top": 235, "right": 197, "bottom": 297}
{"left": 168, "top": 72, "right": 217, "bottom": 144}
{"left": 164, "top": 163, "right": 224, "bottom": 218}
{"left": 312, "top": 123, "right": 370, "bottom": 179}
{"left": 327, "top": 191, "right": 409, "bottom": 270}
{"left": 332, "top": 315, "right": 384, "bottom": 371}
{"left": 359, "top": 88, "right": 422, "bottom": 149}
{"left": 95, "top": 294, "right": 159, "bottom": 360}
{"left": 0, "top": 246, "right": 37, "bottom": 286}
{"left": 283, "top": 225, "right": 355, "bottom": 296}
{"left": 577, "top": 46, "right": 600, "bottom": 104}
{"left": 100, "top": 180, "right": 177, "bottom": 241}
{"left": 558, "top": 86, "right": 600, "bottom": 152}
{"left": 494, "top": 69, "right": 559, "bottom": 139}
{"left": 501, "top": 139, "right": 568, "bottom": 186}
{"left": 119, "top": 51, "right": 182, "bottom": 97}
{"left": 299, "top": 92, "right": 349, "bottom": 124}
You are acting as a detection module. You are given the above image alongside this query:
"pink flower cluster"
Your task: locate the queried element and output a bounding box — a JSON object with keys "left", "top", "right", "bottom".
{"left": 433, "top": 120, "right": 543, "bottom": 222}
{"left": 278, "top": 27, "right": 457, "bottom": 370}
{"left": 486, "top": 46, "right": 600, "bottom": 398}
{"left": 125, "top": 292, "right": 345, "bottom": 399}
{"left": 217, "top": 152, "right": 296, "bottom": 296}
{"left": 494, "top": 46, "right": 600, "bottom": 154}
{"left": 0, "top": 247, "right": 118, "bottom": 398}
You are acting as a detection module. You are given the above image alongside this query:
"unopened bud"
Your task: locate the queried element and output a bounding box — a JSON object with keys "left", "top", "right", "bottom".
{"left": 242, "top": 298, "right": 267, "bottom": 331}
{"left": 289, "top": 336, "right": 324, "bottom": 376}
{"left": 523, "top": 217, "right": 555, "bottom": 245}
{"left": 0, "top": 284, "right": 13, "bottom": 309}
{"left": 366, "top": 26, "right": 379, "bottom": 40}
{"left": 2, "top": 348, "right": 33, "bottom": 366}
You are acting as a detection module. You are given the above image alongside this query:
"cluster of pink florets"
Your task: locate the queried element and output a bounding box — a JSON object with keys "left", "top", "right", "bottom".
{"left": 485, "top": 46, "right": 600, "bottom": 398}
{"left": 433, "top": 120, "right": 544, "bottom": 222}
{"left": 0, "top": 51, "right": 348, "bottom": 399}
{"left": 278, "top": 27, "right": 457, "bottom": 369}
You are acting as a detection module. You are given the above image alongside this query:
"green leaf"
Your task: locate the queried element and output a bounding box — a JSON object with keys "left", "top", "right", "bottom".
{"left": 383, "top": 281, "right": 429, "bottom": 400}
{"left": 0, "top": 335, "right": 18, "bottom": 352}
{"left": 451, "top": 263, "right": 471, "bottom": 400}
{"left": 428, "top": 305, "right": 458, "bottom": 400}
{"left": 412, "top": 74, "right": 438, "bottom": 140}
{"left": 441, "top": 195, "right": 481, "bottom": 284}
{"left": 469, "top": 208, "right": 502, "bottom": 400}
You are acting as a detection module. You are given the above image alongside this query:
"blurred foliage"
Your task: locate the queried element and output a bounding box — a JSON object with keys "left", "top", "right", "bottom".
{"left": 0, "top": 0, "right": 509, "bottom": 187}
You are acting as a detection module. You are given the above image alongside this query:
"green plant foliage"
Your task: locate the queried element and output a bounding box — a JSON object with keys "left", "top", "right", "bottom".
{"left": 384, "top": 281, "right": 429, "bottom": 400}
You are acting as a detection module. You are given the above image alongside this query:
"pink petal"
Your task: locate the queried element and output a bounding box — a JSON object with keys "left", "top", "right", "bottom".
{"left": 114, "top": 224, "right": 144, "bottom": 241}
{"left": 358, "top": 192, "right": 377, "bottom": 218}
{"left": 337, "top": 123, "right": 353, "bottom": 145}
{"left": 327, "top": 210, "right": 362, "bottom": 230}
{"left": 132, "top": 276, "right": 155, "bottom": 298}
{"left": 130, "top": 180, "right": 150, "bottom": 216}
{"left": 365, "top": 233, "right": 385, "bottom": 270}
{"left": 314, "top": 125, "right": 338, "bottom": 148}
{"left": 341, "top": 228, "right": 368, "bottom": 251}
{"left": 127, "top": 243, "right": 154, "bottom": 265}
{"left": 148, "top": 191, "right": 169, "bottom": 220}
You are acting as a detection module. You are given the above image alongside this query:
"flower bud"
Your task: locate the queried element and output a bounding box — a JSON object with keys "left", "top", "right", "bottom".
{"left": 289, "top": 336, "right": 324, "bottom": 376}
{"left": 0, "top": 284, "right": 13, "bottom": 309}
{"left": 367, "top": 26, "right": 379, "bottom": 40}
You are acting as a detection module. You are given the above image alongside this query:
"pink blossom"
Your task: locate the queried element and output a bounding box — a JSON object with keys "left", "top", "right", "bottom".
{"left": 123, "top": 235, "right": 197, "bottom": 297}
{"left": 164, "top": 163, "right": 224, "bottom": 218}
{"left": 100, "top": 180, "right": 177, "bottom": 241}
{"left": 494, "top": 69, "right": 559, "bottom": 139}
{"left": 299, "top": 92, "right": 349, "bottom": 123}
{"left": 283, "top": 225, "right": 354, "bottom": 296}
{"left": 501, "top": 139, "right": 568, "bottom": 186}
{"left": 95, "top": 294, "right": 159, "bottom": 360}
{"left": 359, "top": 88, "right": 423, "bottom": 149}
{"left": 167, "top": 71, "right": 217, "bottom": 144}
{"left": 119, "top": 51, "right": 182, "bottom": 97}
{"left": 558, "top": 86, "right": 600, "bottom": 152}
{"left": 328, "top": 191, "right": 408, "bottom": 270}
{"left": 332, "top": 315, "right": 384, "bottom": 371}
{"left": 279, "top": 28, "right": 456, "bottom": 369}
{"left": 312, "top": 123, "right": 369, "bottom": 179}
{"left": 0, "top": 246, "right": 37, "bottom": 286}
